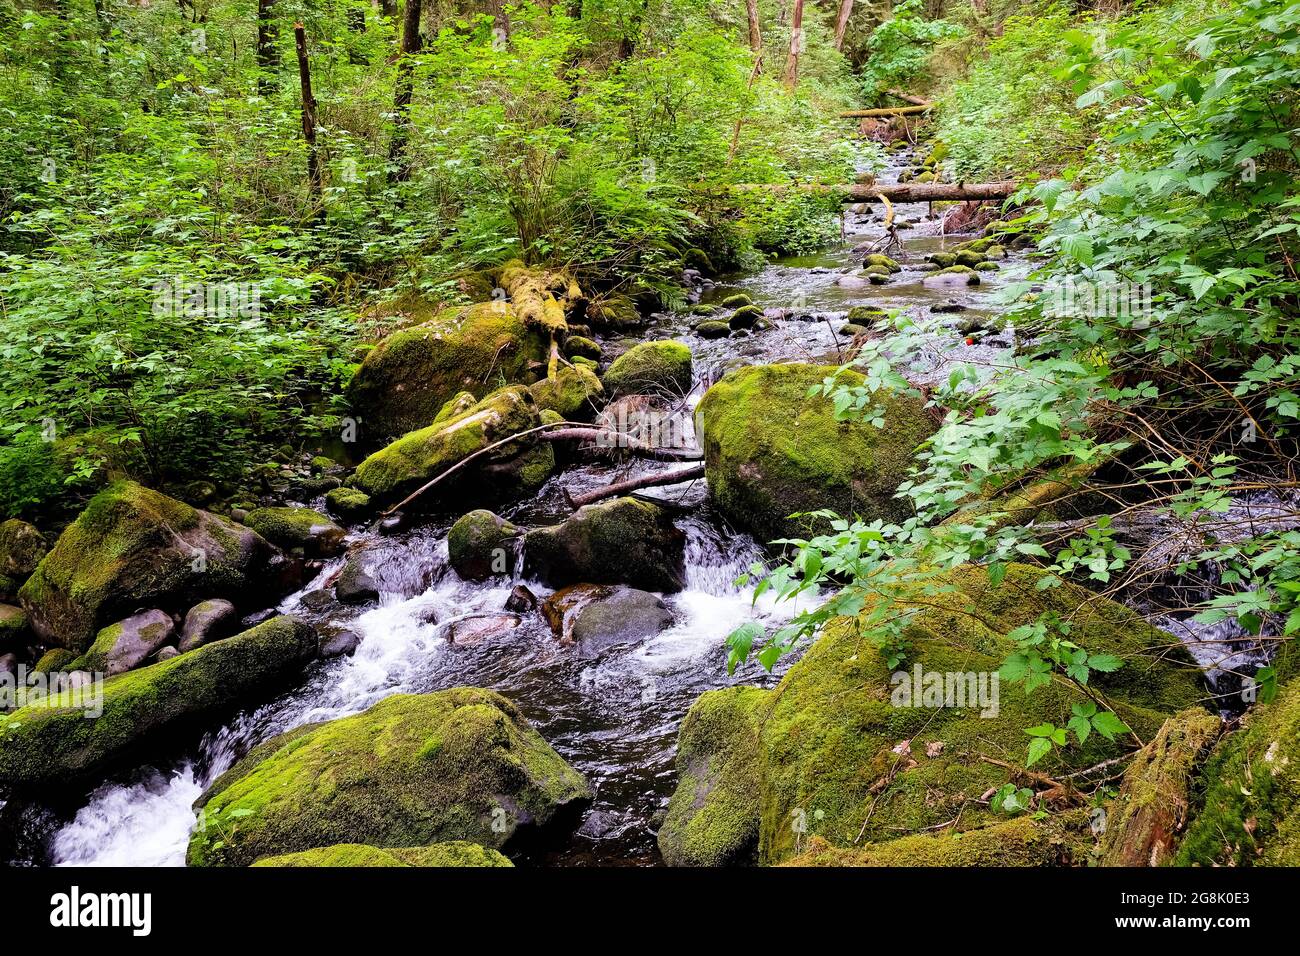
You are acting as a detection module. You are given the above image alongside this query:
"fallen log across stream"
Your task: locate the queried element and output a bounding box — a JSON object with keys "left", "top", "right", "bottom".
{"left": 839, "top": 104, "right": 931, "bottom": 118}
{"left": 730, "top": 181, "right": 1019, "bottom": 203}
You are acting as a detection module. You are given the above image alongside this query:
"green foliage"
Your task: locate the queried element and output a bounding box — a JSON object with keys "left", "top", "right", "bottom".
{"left": 858, "top": 0, "right": 966, "bottom": 103}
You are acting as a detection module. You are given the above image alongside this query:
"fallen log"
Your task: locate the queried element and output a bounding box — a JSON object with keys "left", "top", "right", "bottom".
{"left": 565, "top": 463, "right": 706, "bottom": 508}
{"left": 731, "top": 181, "right": 1018, "bottom": 203}
{"left": 885, "top": 90, "right": 931, "bottom": 106}
{"left": 840, "top": 104, "right": 930, "bottom": 118}
{"left": 540, "top": 427, "right": 702, "bottom": 462}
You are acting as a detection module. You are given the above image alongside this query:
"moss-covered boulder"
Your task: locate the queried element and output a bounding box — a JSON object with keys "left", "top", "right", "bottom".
{"left": 721, "top": 294, "right": 752, "bottom": 309}
{"left": 323, "top": 487, "right": 373, "bottom": 522}
{"left": 695, "top": 320, "right": 731, "bottom": 339}
{"left": 564, "top": 336, "right": 601, "bottom": 361}
{"left": 523, "top": 497, "right": 685, "bottom": 593}
{"left": 245, "top": 507, "right": 346, "bottom": 558}
{"left": 32, "top": 647, "right": 76, "bottom": 675}
{"left": 585, "top": 294, "right": 642, "bottom": 331}
{"left": 602, "top": 341, "right": 693, "bottom": 400}
{"left": 528, "top": 364, "right": 605, "bottom": 422}
{"left": 1178, "top": 676, "right": 1300, "bottom": 866}
{"left": 1099, "top": 707, "right": 1221, "bottom": 866}
{"left": 448, "top": 510, "right": 520, "bottom": 581}
{"left": 0, "top": 603, "right": 27, "bottom": 650}
{"left": 784, "top": 812, "right": 1090, "bottom": 866}
{"left": 698, "top": 364, "right": 936, "bottom": 541}
{"left": 18, "top": 481, "right": 279, "bottom": 652}
{"left": 346, "top": 301, "right": 548, "bottom": 438}
{"left": 78, "top": 608, "right": 175, "bottom": 676}
{"left": 251, "top": 841, "right": 513, "bottom": 868}
{"left": 862, "top": 254, "right": 901, "bottom": 273}
{"left": 351, "top": 386, "right": 554, "bottom": 506}
{"left": 728, "top": 305, "right": 764, "bottom": 330}
{"left": 187, "top": 688, "right": 591, "bottom": 867}
{"left": 659, "top": 563, "right": 1203, "bottom": 866}
{"left": 0, "top": 519, "right": 47, "bottom": 580}
{"left": 0, "top": 615, "right": 317, "bottom": 788}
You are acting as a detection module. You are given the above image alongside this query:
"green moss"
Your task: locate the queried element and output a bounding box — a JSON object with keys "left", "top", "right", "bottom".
{"left": 0, "top": 615, "right": 317, "bottom": 788}
{"left": 601, "top": 340, "right": 693, "bottom": 400}
{"left": 697, "top": 363, "right": 937, "bottom": 541}
{"left": 78, "top": 610, "right": 173, "bottom": 675}
{"left": 250, "top": 841, "right": 513, "bottom": 868}
{"left": 845, "top": 306, "right": 887, "bottom": 323}
{"left": 1178, "top": 677, "right": 1300, "bottom": 866}
{"left": 1099, "top": 708, "right": 1221, "bottom": 866}
{"left": 351, "top": 386, "right": 544, "bottom": 503}
{"left": 658, "top": 686, "right": 767, "bottom": 866}
{"left": 187, "top": 688, "right": 590, "bottom": 867}
{"left": 32, "top": 648, "right": 76, "bottom": 674}
{"left": 523, "top": 497, "right": 684, "bottom": 593}
{"left": 695, "top": 320, "right": 730, "bottom": 339}
{"left": 324, "top": 487, "right": 372, "bottom": 521}
{"left": 660, "top": 563, "right": 1203, "bottom": 865}
{"left": 0, "top": 519, "right": 47, "bottom": 578}
{"left": 587, "top": 295, "right": 641, "bottom": 330}
{"left": 927, "top": 252, "right": 957, "bottom": 268}
{"left": 245, "top": 507, "right": 344, "bottom": 556}
{"left": 784, "top": 812, "right": 1090, "bottom": 866}
{"left": 564, "top": 336, "right": 602, "bottom": 361}
{"left": 528, "top": 364, "right": 605, "bottom": 422}
{"left": 17, "top": 481, "right": 272, "bottom": 651}
{"left": 0, "top": 603, "right": 26, "bottom": 642}
{"left": 862, "top": 254, "right": 901, "bottom": 273}
{"left": 448, "top": 510, "right": 519, "bottom": 581}
{"left": 720, "top": 294, "right": 752, "bottom": 308}
{"left": 347, "top": 302, "right": 548, "bottom": 438}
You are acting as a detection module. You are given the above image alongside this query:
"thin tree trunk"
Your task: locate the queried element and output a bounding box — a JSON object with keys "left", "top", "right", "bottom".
{"left": 294, "top": 23, "right": 322, "bottom": 199}
{"left": 783, "top": 0, "right": 804, "bottom": 91}
{"left": 745, "top": 0, "right": 762, "bottom": 53}
{"left": 257, "top": 0, "right": 279, "bottom": 95}
{"left": 387, "top": 0, "right": 423, "bottom": 182}
{"left": 566, "top": 464, "right": 706, "bottom": 508}
{"left": 833, "top": 0, "right": 853, "bottom": 50}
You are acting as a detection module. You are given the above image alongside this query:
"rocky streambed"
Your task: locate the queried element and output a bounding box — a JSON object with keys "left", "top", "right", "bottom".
{"left": 3, "top": 143, "right": 1293, "bottom": 869}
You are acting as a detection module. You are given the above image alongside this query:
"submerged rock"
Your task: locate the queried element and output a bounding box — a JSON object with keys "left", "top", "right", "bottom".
{"left": 602, "top": 341, "right": 693, "bottom": 400}
{"left": 697, "top": 363, "right": 936, "bottom": 541}
{"left": 658, "top": 564, "right": 1203, "bottom": 866}
{"left": 18, "top": 481, "right": 280, "bottom": 652}
{"left": 0, "top": 615, "right": 318, "bottom": 788}
{"left": 523, "top": 497, "right": 686, "bottom": 593}
{"left": 346, "top": 301, "right": 547, "bottom": 439}
{"left": 541, "top": 584, "right": 673, "bottom": 654}
{"left": 351, "top": 386, "right": 554, "bottom": 506}
{"left": 251, "top": 841, "right": 513, "bottom": 868}
{"left": 245, "top": 507, "right": 346, "bottom": 558}
{"left": 187, "top": 688, "right": 591, "bottom": 866}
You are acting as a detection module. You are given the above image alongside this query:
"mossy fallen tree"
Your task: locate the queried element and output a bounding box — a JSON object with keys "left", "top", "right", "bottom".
{"left": 840, "top": 104, "right": 931, "bottom": 118}
{"left": 731, "top": 182, "right": 1018, "bottom": 203}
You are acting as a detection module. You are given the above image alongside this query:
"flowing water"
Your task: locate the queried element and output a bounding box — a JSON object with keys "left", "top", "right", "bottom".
{"left": 8, "top": 146, "right": 1056, "bottom": 867}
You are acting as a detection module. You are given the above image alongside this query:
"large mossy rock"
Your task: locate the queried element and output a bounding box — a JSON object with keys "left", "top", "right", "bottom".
{"left": 601, "top": 340, "right": 693, "bottom": 400}
{"left": 351, "top": 386, "right": 554, "bottom": 505}
{"left": 698, "top": 364, "right": 937, "bottom": 542}
{"left": 187, "top": 688, "right": 591, "bottom": 867}
{"left": 658, "top": 563, "right": 1203, "bottom": 866}
{"left": 347, "top": 301, "right": 548, "bottom": 439}
{"left": 528, "top": 364, "right": 605, "bottom": 422}
{"left": 1177, "top": 676, "right": 1300, "bottom": 866}
{"left": 18, "top": 481, "right": 279, "bottom": 652}
{"left": 523, "top": 497, "right": 685, "bottom": 593}
{"left": 244, "top": 507, "right": 345, "bottom": 558}
{"left": 250, "top": 841, "right": 513, "bottom": 868}
{"left": 0, "top": 615, "right": 317, "bottom": 788}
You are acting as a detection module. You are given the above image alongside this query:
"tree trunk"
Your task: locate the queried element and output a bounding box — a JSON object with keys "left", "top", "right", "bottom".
{"left": 257, "top": 0, "right": 279, "bottom": 95}
{"left": 886, "top": 89, "right": 930, "bottom": 106}
{"left": 293, "top": 23, "right": 322, "bottom": 199}
{"left": 745, "top": 0, "right": 762, "bottom": 53}
{"left": 379, "top": 0, "right": 397, "bottom": 19}
{"left": 783, "top": 0, "right": 804, "bottom": 91}
{"left": 387, "top": 0, "right": 423, "bottom": 182}
{"left": 833, "top": 0, "right": 853, "bottom": 50}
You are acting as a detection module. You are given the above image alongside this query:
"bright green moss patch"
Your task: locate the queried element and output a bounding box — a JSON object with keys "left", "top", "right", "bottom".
{"left": 187, "top": 688, "right": 590, "bottom": 867}
{"left": 659, "top": 563, "right": 1203, "bottom": 865}
{"left": 697, "top": 363, "right": 937, "bottom": 541}
{"left": 244, "top": 507, "right": 344, "bottom": 556}
{"left": 528, "top": 364, "right": 605, "bottom": 422}
{"left": 250, "top": 841, "right": 513, "bottom": 868}
{"left": 601, "top": 340, "right": 693, "bottom": 400}
{"left": 1178, "top": 676, "right": 1300, "bottom": 866}
{"left": 346, "top": 302, "right": 548, "bottom": 438}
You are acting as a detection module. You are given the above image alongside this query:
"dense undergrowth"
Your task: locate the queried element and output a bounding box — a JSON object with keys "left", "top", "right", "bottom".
{"left": 0, "top": 0, "right": 862, "bottom": 520}
{"left": 732, "top": 0, "right": 1300, "bottom": 770}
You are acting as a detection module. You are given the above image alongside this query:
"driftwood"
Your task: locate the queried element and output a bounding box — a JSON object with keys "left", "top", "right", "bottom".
{"left": 565, "top": 463, "right": 706, "bottom": 508}
{"left": 840, "top": 104, "right": 930, "bottom": 118}
{"left": 885, "top": 90, "right": 931, "bottom": 106}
